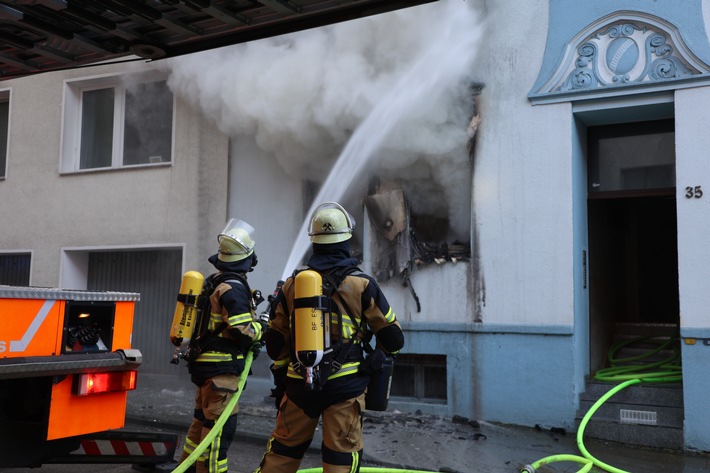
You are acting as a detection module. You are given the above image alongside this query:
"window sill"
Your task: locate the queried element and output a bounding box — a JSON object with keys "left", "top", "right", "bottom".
{"left": 59, "top": 161, "right": 172, "bottom": 176}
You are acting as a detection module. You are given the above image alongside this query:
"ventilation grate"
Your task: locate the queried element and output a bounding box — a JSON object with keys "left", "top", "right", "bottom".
{"left": 619, "top": 409, "right": 658, "bottom": 426}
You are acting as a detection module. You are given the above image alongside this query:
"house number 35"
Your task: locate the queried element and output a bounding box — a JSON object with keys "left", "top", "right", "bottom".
{"left": 685, "top": 186, "right": 703, "bottom": 199}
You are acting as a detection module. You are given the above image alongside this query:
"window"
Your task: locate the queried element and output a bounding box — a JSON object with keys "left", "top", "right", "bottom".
{"left": 62, "top": 73, "right": 174, "bottom": 173}
{"left": 0, "top": 253, "right": 31, "bottom": 286}
{"left": 588, "top": 119, "right": 675, "bottom": 196}
{"left": 390, "top": 353, "right": 447, "bottom": 401}
{"left": 0, "top": 90, "right": 9, "bottom": 179}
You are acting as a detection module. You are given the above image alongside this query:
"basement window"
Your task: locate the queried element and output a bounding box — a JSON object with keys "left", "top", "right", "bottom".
{"left": 61, "top": 72, "right": 174, "bottom": 173}
{"left": 390, "top": 353, "right": 447, "bottom": 401}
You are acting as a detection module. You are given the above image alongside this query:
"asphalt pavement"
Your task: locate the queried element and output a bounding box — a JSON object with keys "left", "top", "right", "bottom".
{"left": 125, "top": 356, "right": 710, "bottom": 473}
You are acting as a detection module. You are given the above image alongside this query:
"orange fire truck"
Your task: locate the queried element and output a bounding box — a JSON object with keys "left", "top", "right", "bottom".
{"left": 0, "top": 285, "right": 176, "bottom": 468}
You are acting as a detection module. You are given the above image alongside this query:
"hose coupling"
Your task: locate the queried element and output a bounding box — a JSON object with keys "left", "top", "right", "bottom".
{"left": 520, "top": 466, "right": 536, "bottom": 473}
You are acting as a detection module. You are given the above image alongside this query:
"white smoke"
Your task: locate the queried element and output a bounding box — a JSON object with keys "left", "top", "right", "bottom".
{"left": 165, "top": 0, "right": 483, "bottom": 241}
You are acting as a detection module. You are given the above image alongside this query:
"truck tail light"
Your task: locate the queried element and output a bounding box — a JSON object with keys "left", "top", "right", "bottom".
{"left": 72, "top": 370, "right": 137, "bottom": 396}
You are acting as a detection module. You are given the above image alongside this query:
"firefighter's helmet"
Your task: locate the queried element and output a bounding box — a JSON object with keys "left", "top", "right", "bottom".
{"left": 308, "top": 202, "right": 355, "bottom": 244}
{"left": 218, "top": 218, "right": 256, "bottom": 262}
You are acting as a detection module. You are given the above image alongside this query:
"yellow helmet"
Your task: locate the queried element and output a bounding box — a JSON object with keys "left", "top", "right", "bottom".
{"left": 308, "top": 202, "right": 355, "bottom": 244}
{"left": 218, "top": 218, "right": 256, "bottom": 262}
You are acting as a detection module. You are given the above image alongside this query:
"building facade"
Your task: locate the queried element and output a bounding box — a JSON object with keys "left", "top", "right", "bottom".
{"left": 2, "top": 0, "right": 710, "bottom": 453}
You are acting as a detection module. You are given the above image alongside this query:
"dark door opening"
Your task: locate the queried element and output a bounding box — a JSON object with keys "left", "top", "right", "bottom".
{"left": 587, "top": 119, "right": 679, "bottom": 373}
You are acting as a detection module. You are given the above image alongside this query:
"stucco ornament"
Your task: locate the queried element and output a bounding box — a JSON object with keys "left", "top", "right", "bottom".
{"left": 531, "top": 12, "right": 710, "bottom": 101}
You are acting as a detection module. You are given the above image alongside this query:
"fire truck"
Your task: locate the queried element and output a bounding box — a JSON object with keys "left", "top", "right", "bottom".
{"left": 0, "top": 285, "right": 177, "bottom": 468}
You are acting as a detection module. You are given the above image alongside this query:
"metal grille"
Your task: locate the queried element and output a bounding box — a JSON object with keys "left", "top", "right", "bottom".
{"left": 0, "top": 253, "right": 30, "bottom": 286}
{"left": 620, "top": 409, "right": 658, "bottom": 426}
{"left": 88, "top": 250, "right": 182, "bottom": 374}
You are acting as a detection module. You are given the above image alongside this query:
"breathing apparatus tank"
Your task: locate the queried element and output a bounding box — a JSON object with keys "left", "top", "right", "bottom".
{"left": 293, "top": 270, "right": 329, "bottom": 390}
{"left": 169, "top": 271, "right": 205, "bottom": 363}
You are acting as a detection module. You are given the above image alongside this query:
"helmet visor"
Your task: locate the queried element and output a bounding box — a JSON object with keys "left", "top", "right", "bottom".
{"left": 218, "top": 218, "right": 256, "bottom": 255}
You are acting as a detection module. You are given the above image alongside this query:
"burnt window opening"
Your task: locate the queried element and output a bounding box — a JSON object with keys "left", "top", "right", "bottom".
{"left": 363, "top": 88, "right": 480, "bottom": 286}
{"left": 390, "top": 353, "right": 447, "bottom": 402}
{"left": 365, "top": 178, "right": 471, "bottom": 285}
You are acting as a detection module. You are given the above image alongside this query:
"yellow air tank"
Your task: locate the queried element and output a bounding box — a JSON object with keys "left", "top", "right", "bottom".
{"left": 169, "top": 271, "right": 205, "bottom": 347}
{"left": 294, "top": 270, "right": 326, "bottom": 388}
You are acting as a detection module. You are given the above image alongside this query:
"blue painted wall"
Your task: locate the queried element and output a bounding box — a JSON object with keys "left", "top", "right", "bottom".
{"left": 395, "top": 324, "right": 577, "bottom": 428}
{"left": 680, "top": 328, "right": 710, "bottom": 451}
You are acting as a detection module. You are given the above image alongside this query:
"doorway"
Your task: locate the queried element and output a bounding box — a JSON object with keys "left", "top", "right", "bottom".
{"left": 587, "top": 119, "right": 679, "bottom": 373}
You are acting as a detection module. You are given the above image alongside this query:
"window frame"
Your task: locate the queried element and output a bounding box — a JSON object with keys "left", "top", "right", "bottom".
{"left": 0, "top": 252, "right": 32, "bottom": 286}
{"left": 0, "top": 88, "right": 10, "bottom": 180}
{"left": 390, "top": 353, "right": 447, "bottom": 402}
{"left": 61, "top": 71, "right": 175, "bottom": 174}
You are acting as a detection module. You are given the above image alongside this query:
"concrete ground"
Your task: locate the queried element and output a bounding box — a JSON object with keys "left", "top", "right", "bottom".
{"left": 126, "top": 357, "right": 710, "bottom": 473}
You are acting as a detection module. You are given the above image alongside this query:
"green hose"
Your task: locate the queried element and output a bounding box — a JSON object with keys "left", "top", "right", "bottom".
{"left": 523, "top": 333, "right": 682, "bottom": 473}
{"left": 171, "top": 351, "right": 254, "bottom": 473}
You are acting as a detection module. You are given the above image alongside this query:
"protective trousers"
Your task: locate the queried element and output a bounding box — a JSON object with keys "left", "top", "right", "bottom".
{"left": 178, "top": 374, "right": 240, "bottom": 473}
{"left": 254, "top": 392, "right": 365, "bottom": 473}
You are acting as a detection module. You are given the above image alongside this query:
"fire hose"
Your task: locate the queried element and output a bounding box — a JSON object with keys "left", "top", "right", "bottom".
{"left": 521, "top": 334, "right": 682, "bottom": 473}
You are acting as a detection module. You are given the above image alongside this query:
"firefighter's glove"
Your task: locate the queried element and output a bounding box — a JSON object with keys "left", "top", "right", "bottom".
{"left": 252, "top": 289, "right": 265, "bottom": 307}
{"left": 362, "top": 348, "right": 387, "bottom": 375}
{"left": 250, "top": 340, "right": 265, "bottom": 359}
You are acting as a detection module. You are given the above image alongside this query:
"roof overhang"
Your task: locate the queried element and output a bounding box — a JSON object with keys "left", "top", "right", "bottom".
{"left": 0, "top": 0, "right": 438, "bottom": 78}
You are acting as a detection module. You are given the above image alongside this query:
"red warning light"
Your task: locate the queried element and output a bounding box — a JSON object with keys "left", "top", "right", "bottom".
{"left": 73, "top": 370, "right": 138, "bottom": 396}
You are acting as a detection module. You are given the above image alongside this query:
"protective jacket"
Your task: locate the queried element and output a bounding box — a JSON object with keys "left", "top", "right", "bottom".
{"left": 264, "top": 241, "right": 404, "bottom": 412}
{"left": 257, "top": 241, "right": 404, "bottom": 473}
{"left": 188, "top": 254, "right": 264, "bottom": 384}
{"left": 178, "top": 253, "right": 263, "bottom": 473}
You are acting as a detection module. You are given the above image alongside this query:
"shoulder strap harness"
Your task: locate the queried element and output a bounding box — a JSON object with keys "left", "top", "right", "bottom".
{"left": 290, "top": 266, "right": 370, "bottom": 383}
{"left": 186, "top": 271, "right": 251, "bottom": 360}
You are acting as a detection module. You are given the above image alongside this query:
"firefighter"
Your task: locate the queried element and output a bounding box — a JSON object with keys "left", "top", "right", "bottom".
{"left": 177, "top": 218, "right": 266, "bottom": 473}
{"left": 254, "top": 202, "right": 404, "bottom": 473}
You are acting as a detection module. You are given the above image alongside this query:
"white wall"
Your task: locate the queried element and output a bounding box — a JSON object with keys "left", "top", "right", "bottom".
{"left": 675, "top": 87, "right": 710, "bottom": 331}
{"left": 674, "top": 85, "right": 710, "bottom": 451}
{"left": 226, "top": 138, "right": 306, "bottom": 298}
{"left": 472, "top": 0, "right": 575, "bottom": 326}
{"left": 0, "top": 61, "right": 229, "bottom": 287}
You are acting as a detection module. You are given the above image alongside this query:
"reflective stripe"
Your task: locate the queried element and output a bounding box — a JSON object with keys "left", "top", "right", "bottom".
{"left": 273, "top": 358, "right": 288, "bottom": 368}
{"left": 286, "top": 361, "right": 360, "bottom": 380}
{"left": 333, "top": 313, "right": 359, "bottom": 339}
{"left": 195, "top": 351, "right": 244, "bottom": 363}
{"left": 350, "top": 450, "right": 360, "bottom": 473}
{"left": 208, "top": 432, "right": 220, "bottom": 473}
{"left": 208, "top": 313, "right": 222, "bottom": 328}
{"left": 183, "top": 438, "right": 208, "bottom": 461}
{"left": 384, "top": 307, "right": 396, "bottom": 323}
{"left": 251, "top": 321, "right": 263, "bottom": 339}
{"left": 228, "top": 312, "right": 253, "bottom": 325}
{"left": 328, "top": 363, "right": 360, "bottom": 379}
